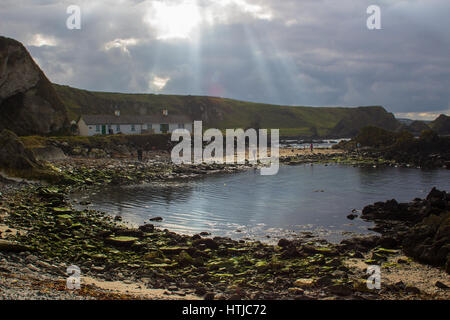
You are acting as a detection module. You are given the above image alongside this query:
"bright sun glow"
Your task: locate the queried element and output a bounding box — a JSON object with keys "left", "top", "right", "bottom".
{"left": 151, "top": 75, "right": 170, "bottom": 91}
{"left": 28, "top": 34, "right": 57, "bottom": 47}
{"left": 145, "top": 0, "right": 201, "bottom": 40}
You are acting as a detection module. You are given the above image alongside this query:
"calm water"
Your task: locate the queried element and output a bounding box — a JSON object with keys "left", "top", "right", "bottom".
{"left": 73, "top": 164, "right": 450, "bottom": 243}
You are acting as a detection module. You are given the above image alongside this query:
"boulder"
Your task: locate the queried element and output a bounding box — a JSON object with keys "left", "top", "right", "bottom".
{"left": 0, "top": 129, "right": 43, "bottom": 170}
{"left": 277, "top": 238, "right": 292, "bottom": 247}
{"left": 293, "top": 278, "right": 314, "bottom": 288}
{"left": 402, "top": 212, "right": 450, "bottom": 271}
{"left": 0, "top": 36, "right": 69, "bottom": 135}
{"left": 193, "top": 238, "right": 219, "bottom": 250}
{"left": 426, "top": 187, "right": 447, "bottom": 209}
{"left": 104, "top": 236, "right": 138, "bottom": 247}
{"left": 340, "top": 235, "right": 380, "bottom": 252}
{"left": 138, "top": 224, "right": 155, "bottom": 233}
{"left": 32, "top": 146, "right": 67, "bottom": 161}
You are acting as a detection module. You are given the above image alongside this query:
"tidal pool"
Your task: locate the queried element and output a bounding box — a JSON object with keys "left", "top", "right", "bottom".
{"left": 73, "top": 164, "right": 450, "bottom": 242}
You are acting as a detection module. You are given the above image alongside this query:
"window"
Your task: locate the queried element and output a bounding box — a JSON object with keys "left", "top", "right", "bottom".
{"left": 131, "top": 124, "right": 136, "bottom": 131}
{"left": 178, "top": 123, "right": 185, "bottom": 129}
{"left": 95, "top": 125, "right": 100, "bottom": 132}
{"left": 147, "top": 124, "right": 152, "bottom": 130}
{"left": 116, "top": 125, "right": 120, "bottom": 132}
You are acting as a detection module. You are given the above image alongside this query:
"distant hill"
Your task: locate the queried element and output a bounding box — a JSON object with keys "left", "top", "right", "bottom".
{"left": 399, "top": 120, "right": 431, "bottom": 136}
{"left": 0, "top": 36, "right": 69, "bottom": 136}
{"left": 53, "top": 84, "right": 400, "bottom": 138}
{"left": 430, "top": 114, "right": 450, "bottom": 135}
{"left": 327, "top": 106, "right": 400, "bottom": 137}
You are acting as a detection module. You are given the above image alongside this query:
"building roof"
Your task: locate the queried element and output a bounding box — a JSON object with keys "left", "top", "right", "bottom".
{"left": 80, "top": 114, "right": 192, "bottom": 125}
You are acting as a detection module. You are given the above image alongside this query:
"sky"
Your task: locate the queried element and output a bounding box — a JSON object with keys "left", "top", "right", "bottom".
{"left": 1, "top": 0, "right": 449, "bottom": 120}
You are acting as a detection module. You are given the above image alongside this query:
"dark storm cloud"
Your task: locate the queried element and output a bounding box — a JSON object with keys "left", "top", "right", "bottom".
{"left": 0, "top": 0, "right": 449, "bottom": 118}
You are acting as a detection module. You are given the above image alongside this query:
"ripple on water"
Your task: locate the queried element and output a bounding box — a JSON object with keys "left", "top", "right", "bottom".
{"left": 72, "top": 165, "right": 450, "bottom": 243}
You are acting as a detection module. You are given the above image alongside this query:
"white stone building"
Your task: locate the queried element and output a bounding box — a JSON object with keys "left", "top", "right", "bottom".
{"left": 77, "top": 112, "right": 193, "bottom": 136}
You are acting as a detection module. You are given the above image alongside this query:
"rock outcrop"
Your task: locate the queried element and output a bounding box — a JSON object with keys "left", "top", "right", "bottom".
{"left": 0, "top": 129, "right": 42, "bottom": 171}
{"left": 361, "top": 188, "right": 450, "bottom": 273}
{"left": 0, "top": 36, "right": 69, "bottom": 135}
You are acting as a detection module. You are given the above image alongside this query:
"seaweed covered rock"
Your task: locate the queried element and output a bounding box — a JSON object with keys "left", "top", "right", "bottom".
{"left": 0, "top": 129, "right": 42, "bottom": 170}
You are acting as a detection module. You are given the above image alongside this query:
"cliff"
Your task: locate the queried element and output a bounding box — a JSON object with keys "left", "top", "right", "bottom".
{"left": 0, "top": 36, "right": 69, "bottom": 136}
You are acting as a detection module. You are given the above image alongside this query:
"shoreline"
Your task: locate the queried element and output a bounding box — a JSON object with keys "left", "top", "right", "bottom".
{"left": 0, "top": 151, "right": 449, "bottom": 300}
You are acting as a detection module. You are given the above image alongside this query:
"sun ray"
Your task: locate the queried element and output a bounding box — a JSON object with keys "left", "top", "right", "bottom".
{"left": 242, "top": 24, "right": 279, "bottom": 102}
{"left": 144, "top": 0, "right": 202, "bottom": 40}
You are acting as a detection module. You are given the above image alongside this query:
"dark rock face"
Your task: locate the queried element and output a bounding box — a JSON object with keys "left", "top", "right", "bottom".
{"left": 0, "top": 129, "right": 42, "bottom": 170}
{"left": 402, "top": 212, "right": 449, "bottom": 267}
{"left": 402, "top": 189, "right": 450, "bottom": 269}
{"left": 339, "top": 235, "right": 380, "bottom": 253}
{"left": 361, "top": 199, "right": 423, "bottom": 223}
{"left": 0, "top": 36, "right": 69, "bottom": 136}
{"left": 361, "top": 187, "right": 450, "bottom": 273}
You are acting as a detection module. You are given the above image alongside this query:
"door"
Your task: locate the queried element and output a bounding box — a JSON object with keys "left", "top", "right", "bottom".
{"left": 160, "top": 123, "right": 169, "bottom": 134}
{"left": 101, "top": 125, "right": 106, "bottom": 135}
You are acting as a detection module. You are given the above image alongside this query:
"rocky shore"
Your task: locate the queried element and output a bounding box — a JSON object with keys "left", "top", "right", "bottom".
{"left": 0, "top": 147, "right": 449, "bottom": 300}
{"left": 280, "top": 151, "right": 404, "bottom": 170}
{"left": 360, "top": 187, "right": 450, "bottom": 273}
{"left": 333, "top": 126, "right": 450, "bottom": 169}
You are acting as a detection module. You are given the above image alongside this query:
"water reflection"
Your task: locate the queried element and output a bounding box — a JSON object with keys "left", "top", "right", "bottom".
{"left": 73, "top": 165, "right": 450, "bottom": 243}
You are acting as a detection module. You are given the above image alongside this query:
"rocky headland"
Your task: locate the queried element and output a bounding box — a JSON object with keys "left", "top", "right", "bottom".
{"left": 0, "top": 36, "right": 69, "bottom": 136}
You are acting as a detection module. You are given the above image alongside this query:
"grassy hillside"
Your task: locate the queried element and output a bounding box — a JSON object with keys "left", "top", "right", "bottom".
{"left": 53, "top": 84, "right": 399, "bottom": 138}
{"left": 430, "top": 114, "right": 450, "bottom": 135}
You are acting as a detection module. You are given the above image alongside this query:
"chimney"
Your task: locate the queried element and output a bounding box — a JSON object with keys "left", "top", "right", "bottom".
{"left": 114, "top": 110, "right": 120, "bottom": 117}
{"left": 162, "top": 109, "right": 168, "bottom": 116}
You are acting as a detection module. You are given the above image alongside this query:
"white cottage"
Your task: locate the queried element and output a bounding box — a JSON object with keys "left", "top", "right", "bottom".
{"left": 77, "top": 112, "right": 193, "bottom": 136}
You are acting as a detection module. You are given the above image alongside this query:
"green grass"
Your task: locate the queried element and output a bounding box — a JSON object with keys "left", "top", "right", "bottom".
{"left": 53, "top": 84, "right": 394, "bottom": 138}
